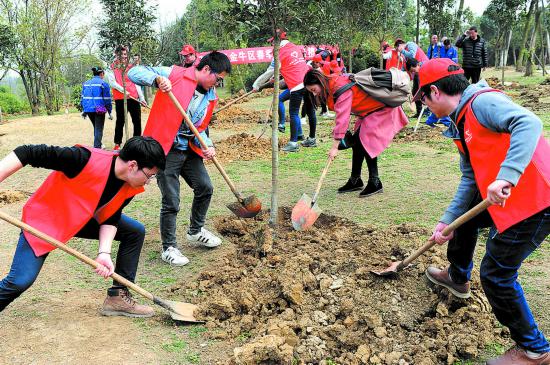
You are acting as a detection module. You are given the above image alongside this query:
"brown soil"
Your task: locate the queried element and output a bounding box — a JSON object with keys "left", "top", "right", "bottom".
{"left": 212, "top": 106, "right": 268, "bottom": 131}
{"left": 208, "top": 133, "right": 288, "bottom": 165}
{"left": 0, "top": 190, "right": 29, "bottom": 206}
{"left": 394, "top": 126, "right": 447, "bottom": 143}
{"left": 517, "top": 85, "right": 550, "bottom": 111}
{"left": 170, "top": 208, "right": 508, "bottom": 365}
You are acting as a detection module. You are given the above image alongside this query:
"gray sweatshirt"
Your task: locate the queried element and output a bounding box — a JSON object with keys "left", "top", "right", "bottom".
{"left": 440, "top": 80, "right": 543, "bottom": 224}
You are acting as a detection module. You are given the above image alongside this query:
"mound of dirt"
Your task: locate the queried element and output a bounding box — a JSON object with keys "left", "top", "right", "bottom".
{"left": 0, "top": 190, "right": 28, "bottom": 206}
{"left": 394, "top": 126, "right": 446, "bottom": 143}
{"left": 213, "top": 107, "right": 267, "bottom": 130}
{"left": 517, "top": 85, "right": 550, "bottom": 111}
{"left": 209, "top": 133, "right": 288, "bottom": 164}
{"left": 171, "top": 209, "right": 507, "bottom": 364}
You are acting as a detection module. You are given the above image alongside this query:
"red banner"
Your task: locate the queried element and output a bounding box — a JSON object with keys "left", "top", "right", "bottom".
{"left": 197, "top": 45, "right": 337, "bottom": 65}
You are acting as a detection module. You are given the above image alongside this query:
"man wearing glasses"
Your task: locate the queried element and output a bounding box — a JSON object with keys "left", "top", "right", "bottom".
{"left": 0, "top": 136, "right": 166, "bottom": 317}
{"left": 179, "top": 44, "right": 198, "bottom": 68}
{"left": 414, "top": 58, "right": 550, "bottom": 365}
{"left": 128, "top": 51, "right": 231, "bottom": 267}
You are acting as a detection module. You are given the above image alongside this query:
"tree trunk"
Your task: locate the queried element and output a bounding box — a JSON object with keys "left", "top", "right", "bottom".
{"left": 540, "top": 0, "right": 547, "bottom": 75}
{"left": 122, "top": 69, "right": 129, "bottom": 143}
{"left": 348, "top": 49, "right": 353, "bottom": 73}
{"left": 546, "top": 31, "right": 550, "bottom": 64}
{"left": 453, "top": 0, "right": 465, "bottom": 37}
{"left": 525, "top": 1, "right": 540, "bottom": 76}
{"left": 20, "top": 69, "right": 40, "bottom": 115}
{"left": 270, "top": 36, "right": 280, "bottom": 229}
{"left": 517, "top": 0, "right": 537, "bottom": 71}
{"left": 502, "top": 29, "right": 513, "bottom": 83}
{"left": 415, "top": 0, "right": 420, "bottom": 44}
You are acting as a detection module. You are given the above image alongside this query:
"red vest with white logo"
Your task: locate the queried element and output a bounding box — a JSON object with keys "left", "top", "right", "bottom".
{"left": 385, "top": 49, "right": 404, "bottom": 70}
{"left": 326, "top": 75, "right": 385, "bottom": 117}
{"left": 111, "top": 62, "right": 139, "bottom": 100}
{"left": 279, "top": 42, "right": 310, "bottom": 90}
{"left": 143, "top": 66, "right": 217, "bottom": 157}
{"left": 455, "top": 89, "right": 550, "bottom": 232}
{"left": 21, "top": 147, "right": 144, "bottom": 256}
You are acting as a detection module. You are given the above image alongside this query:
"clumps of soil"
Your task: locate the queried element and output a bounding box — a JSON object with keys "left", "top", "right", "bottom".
{"left": 171, "top": 209, "right": 507, "bottom": 364}
{"left": 485, "top": 77, "right": 521, "bottom": 90}
{"left": 209, "top": 133, "right": 288, "bottom": 164}
{"left": 212, "top": 107, "right": 267, "bottom": 130}
{"left": 0, "top": 190, "right": 28, "bottom": 206}
{"left": 394, "top": 126, "right": 447, "bottom": 143}
{"left": 517, "top": 85, "right": 550, "bottom": 111}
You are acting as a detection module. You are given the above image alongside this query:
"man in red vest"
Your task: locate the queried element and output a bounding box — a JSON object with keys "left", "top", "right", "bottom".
{"left": 128, "top": 51, "right": 231, "bottom": 267}
{"left": 0, "top": 136, "right": 166, "bottom": 317}
{"left": 415, "top": 58, "right": 550, "bottom": 365}
{"left": 106, "top": 45, "right": 147, "bottom": 150}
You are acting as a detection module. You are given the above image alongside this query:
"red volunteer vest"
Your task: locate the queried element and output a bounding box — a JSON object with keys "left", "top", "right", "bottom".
{"left": 22, "top": 147, "right": 144, "bottom": 256}
{"left": 455, "top": 89, "right": 550, "bottom": 232}
{"left": 409, "top": 44, "right": 429, "bottom": 63}
{"left": 385, "top": 49, "right": 404, "bottom": 70}
{"left": 279, "top": 42, "right": 310, "bottom": 90}
{"left": 326, "top": 75, "right": 385, "bottom": 117}
{"left": 111, "top": 62, "right": 139, "bottom": 100}
{"left": 143, "top": 66, "right": 217, "bottom": 156}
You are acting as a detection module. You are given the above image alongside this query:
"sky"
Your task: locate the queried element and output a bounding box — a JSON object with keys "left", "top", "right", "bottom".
{"left": 463, "top": 0, "right": 491, "bottom": 16}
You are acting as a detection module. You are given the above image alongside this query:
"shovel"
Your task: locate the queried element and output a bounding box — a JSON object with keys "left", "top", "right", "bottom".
{"left": 257, "top": 103, "right": 274, "bottom": 140}
{"left": 413, "top": 104, "right": 427, "bottom": 133}
{"left": 167, "top": 91, "right": 261, "bottom": 218}
{"left": 371, "top": 198, "right": 492, "bottom": 277}
{"left": 0, "top": 210, "right": 199, "bottom": 322}
{"left": 291, "top": 157, "right": 333, "bottom": 231}
{"left": 213, "top": 89, "right": 255, "bottom": 115}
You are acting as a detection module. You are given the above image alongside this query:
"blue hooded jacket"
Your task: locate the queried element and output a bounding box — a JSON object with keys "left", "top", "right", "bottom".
{"left": 81, "top": 76, "right": 112, "bottom": 114}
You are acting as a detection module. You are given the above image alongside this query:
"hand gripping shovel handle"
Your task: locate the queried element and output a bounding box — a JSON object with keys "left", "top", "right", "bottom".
{"left": 0, "top": 210, "right": 155, "bottom": 302}
{"left": 398, "top": 198, "right": 492, "bottom": 269}
{"left": 312, "top": 157, "right": 333, "bottom": 205}
{"left": 213, "top": 89, "right": 255, "bottom": 115}
{"left": 167, "top": 91, "right": 244, "bottom": 203}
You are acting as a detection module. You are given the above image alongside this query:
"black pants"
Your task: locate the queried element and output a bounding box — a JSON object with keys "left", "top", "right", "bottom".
{"left": 351, "top": 128, "right": 379, "bottom": 181}
{"left": 412, "top": 73, "right": 422, "bottom": 115}
{"left": 114, "top": 98, "right": 142, "bottom": 145}
{"left": 463, "top": 67, "right": 482, "bottom": 84}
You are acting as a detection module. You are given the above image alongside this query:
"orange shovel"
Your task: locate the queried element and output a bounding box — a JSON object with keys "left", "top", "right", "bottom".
{"left": 291, "top": 157, "right": 333, "bottom": 231}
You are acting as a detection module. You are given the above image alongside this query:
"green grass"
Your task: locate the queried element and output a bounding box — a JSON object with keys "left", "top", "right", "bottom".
{"left": 161, "top": 335, "right": 189, "bottom": 353}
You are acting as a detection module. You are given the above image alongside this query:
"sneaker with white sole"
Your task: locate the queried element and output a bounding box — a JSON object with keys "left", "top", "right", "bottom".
{"left": 320, "top": 112, "right": 335, "bottom": 118}
{"left": 186, "top": 227, "right": 222, "bottom": 248}
{"left": 161, "top": 246, "right": 190, "bottom": 266}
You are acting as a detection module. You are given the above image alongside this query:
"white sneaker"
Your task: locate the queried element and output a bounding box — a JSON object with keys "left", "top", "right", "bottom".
{"left": 186, "top": 227, "right": 222, "bottom": 248}
{"left": 300, "top": 117, "right": 307, "bottom": 125}
{"left": 321, "top": 112, "right": 335, "bottom": 118}
{"left": 161, "top": 246, "right": 190, "bottom": 266}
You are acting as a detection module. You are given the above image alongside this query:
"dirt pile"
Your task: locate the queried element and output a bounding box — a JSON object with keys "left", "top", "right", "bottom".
{"left": 394, "top": 126, "right": 447, "bottom": 143}
{"left": 209, "top": 133, "right": 288, "bottom": 164}
{"left": 517, "top": 85, "right": 550, "bottom": 111}
{"left": 213, "top": 106, "right": 267, "bottom": 130}
{"left": 0, "top": 190, "right": 28, "bottom": 206}
{"left": 171, "top": 209, "right": 507, "bottom": 364}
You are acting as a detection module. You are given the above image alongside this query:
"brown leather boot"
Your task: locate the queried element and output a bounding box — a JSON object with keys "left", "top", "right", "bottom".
{"left": 100, "top": 288, "right": 154, "bottom": 318}
{"left": 487, "top": 346, "right": 550, "bottom": 365}
{"left": 425, "top": 266, "right": 471, "bottom": 299}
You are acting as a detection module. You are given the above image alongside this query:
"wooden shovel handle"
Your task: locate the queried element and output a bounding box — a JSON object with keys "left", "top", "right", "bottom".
{"left": 0, "top": 210, "right": 155, "bottom": 301}
{"left": 167, "top": 91, "right": 244, "bottom": 202}
{"left": 213, "top": 90, "right": 255, "bottom": 114}
{"left": 400, "top": 198, "right": 492, "bottom": 268}
{"left": 312, "top": 158, "right": 333, "bottom": 203}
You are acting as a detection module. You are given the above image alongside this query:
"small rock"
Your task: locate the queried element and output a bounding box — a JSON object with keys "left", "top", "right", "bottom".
{"left": 374, "top": 327, "right": 387, "bottom": 338}
{"left": 329, "top": 278, "right": 344, "bottom": 290}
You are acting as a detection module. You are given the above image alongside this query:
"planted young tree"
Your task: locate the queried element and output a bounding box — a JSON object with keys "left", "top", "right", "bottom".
{"left": 97, "top": 0, "right": 157, "bottom": 140}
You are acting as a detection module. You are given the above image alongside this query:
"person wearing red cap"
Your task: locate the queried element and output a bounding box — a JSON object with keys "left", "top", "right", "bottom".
{"left": 303, "top": 69, "right": 408, "bottom": 197}
{"left": 179, "top": 44, "right": 198, "bottom": 68}
{"left": 384, "top": 40, "right": 405, "bottom": 70}
{"left": 416, "top": 58, "right": 550, "bottom": 365}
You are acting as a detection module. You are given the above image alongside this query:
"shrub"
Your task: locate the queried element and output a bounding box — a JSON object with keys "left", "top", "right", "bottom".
{"left": 0, "top": 86, "right": 29, "bottom": 114}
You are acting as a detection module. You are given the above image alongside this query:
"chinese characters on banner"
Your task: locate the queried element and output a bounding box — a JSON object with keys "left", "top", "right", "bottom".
{"left": 197, "top": 45, "right": 327, "bottom": 65}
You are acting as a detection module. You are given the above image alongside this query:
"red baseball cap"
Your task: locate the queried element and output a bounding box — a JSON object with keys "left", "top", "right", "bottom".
{"left": 267, "top": 30, "right": 288, "bottom": 43}
{"left": 413, "top": 58, "right": 464, "bottom": 101}
{"left": 179, "top": 44, "right": 196, "bottom": 56}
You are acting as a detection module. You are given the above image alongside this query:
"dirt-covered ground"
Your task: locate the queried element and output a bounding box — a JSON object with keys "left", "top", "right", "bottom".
{"left": 169, "top": 209, "right": 508, "bottom": 364}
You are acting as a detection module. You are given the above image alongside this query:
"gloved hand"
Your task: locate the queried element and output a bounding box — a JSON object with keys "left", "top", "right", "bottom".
{"left": 429, "top": 221, "right": 454, "bottom": 245}
{"left": 108, "top": 113, "right": 113, "bottom": 120}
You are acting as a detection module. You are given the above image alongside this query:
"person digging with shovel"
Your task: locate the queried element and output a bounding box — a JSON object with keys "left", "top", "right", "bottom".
{"left": 0, "top": 136, "right": 166, "bottom": 317}
{"left": 416, "top": 58, "right": 550, "bottom": 365}
{"left": 128, "top": 51, "right": 231, "bottom": 267}
{"left": 303, "top": 69, "right": 408, "bottom": 197}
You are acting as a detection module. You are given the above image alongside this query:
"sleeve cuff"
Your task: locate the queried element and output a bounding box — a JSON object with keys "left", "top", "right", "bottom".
{"left": 496, "top": 166, "right": 521, "bottom": 186}
{"left": 440, "top": 211, "right": 458, "bottom": 225}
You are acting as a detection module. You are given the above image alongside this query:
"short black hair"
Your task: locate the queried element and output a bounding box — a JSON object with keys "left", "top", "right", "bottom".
{"left": 405, "top": 58, "right": 418, "bottom": 71}
{"left": 115, "top": 45, "right": 128, "bottom": 54}
{"left": 118, "top": 136, "right": 166, "bottom": 171}
{"left": 443, "top": 39, "right": 451, "bottom": 46}
{"left": 197, "top": 51, "right": 232, "bottom": 74}
{"left": 394, "top": 39, "right": 405, "bottom": 48}
{"left": 91, "top": 67, "right": 104, "bottom": 76}
{"left": 420, "top": 74, "right": 470, "bottom": 99}
{"left": 469, "top": 26, "right": 477, "bottom": 32}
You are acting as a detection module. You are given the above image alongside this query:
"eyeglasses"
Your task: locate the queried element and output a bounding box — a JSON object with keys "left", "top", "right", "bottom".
{"left": 140, "top": 169, "right": 156, "bottom": 181}
{"left": 212, "top": 72, "right": 224, "bottom": 85}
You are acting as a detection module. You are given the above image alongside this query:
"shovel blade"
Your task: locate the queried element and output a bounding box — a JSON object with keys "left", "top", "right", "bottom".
{"left": 291, "top": 193, "right": 322, "bottom": 231}
{"left": 226, "top": 195, "right": 262, "bottom": 218}
{"left": 370, "top": 261, "right": 405, "bottom": 277}
{"left": 156, "top": 298, "right": 202, "bottom": 323}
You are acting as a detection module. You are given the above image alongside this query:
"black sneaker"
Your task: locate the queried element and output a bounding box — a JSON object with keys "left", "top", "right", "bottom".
{"left": 301, "top": 137, "right": 317, "bottom": 147}
{"left": 359, "top": 178, "right": 383, "bottom": 198}
{"left": 297, "top": 135, "right": 304, "bottom": 141}
{"left": 337, "top": 177, "right": 364, "bottom": 193}
{"left": 278, "top": 125, "right": 285, "bottom": 133}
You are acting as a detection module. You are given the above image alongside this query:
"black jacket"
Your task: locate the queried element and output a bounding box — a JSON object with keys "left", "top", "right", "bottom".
{"left": 455, "top": 34, "right": 488, "bottom": 68}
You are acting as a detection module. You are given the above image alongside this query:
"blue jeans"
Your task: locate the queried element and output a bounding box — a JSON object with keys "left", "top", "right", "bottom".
{"left": 0, "top": 214, "right": 145, "bottom": 312}
{"left": 279, "top": 89, "right": 303, "bottom": 142}
{"left": 447, "top": 192, "right": 550, "bottom": 353}
{"left": 88, "top": 112, "right": 106, "bottom": 148}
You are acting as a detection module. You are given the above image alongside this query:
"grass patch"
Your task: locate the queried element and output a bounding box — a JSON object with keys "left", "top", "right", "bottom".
{"left": 161, "top": 335, "right": 188, "bottom": 353}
